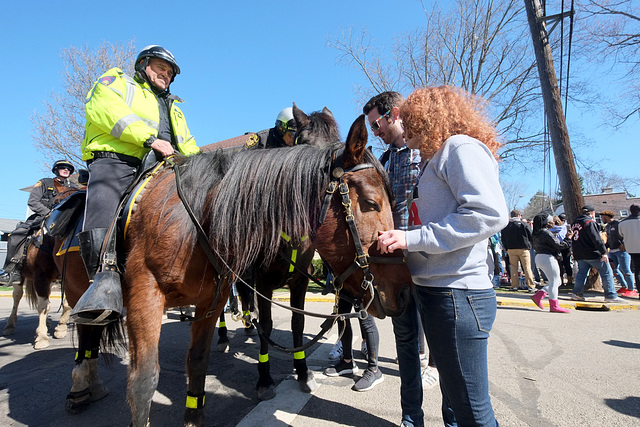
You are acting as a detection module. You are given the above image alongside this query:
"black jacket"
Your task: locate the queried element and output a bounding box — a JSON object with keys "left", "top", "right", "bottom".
{"left": 571, "top": 214, "right": 607, "bottom": 260}
{"left": 605, "top": 220, "right": 623, "bottom": 250}
{"left": 246, "top": 127, "right": 288, "bottom": 150}
{"left": 501, "top": 219, "right": 532, "bottom": 250}
{"left": 533, "top": 228, "right": 571, "bottom": 258}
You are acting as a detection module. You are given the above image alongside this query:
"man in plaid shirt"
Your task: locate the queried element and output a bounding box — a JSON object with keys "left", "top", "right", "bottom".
{"left": 363, "top": 91, "right": 425, "bottom": 426}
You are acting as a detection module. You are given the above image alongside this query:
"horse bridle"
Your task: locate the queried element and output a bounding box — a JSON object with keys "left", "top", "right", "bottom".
{"left": 317, "top": 148, "right": 406, "bottom": 316}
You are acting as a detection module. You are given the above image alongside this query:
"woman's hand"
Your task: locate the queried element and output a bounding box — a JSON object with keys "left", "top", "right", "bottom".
{"left": 377, "top": 230, "right": 407, "bottom": 254}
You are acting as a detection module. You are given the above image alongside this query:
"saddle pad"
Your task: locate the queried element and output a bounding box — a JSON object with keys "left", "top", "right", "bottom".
{"left": 121, "top": 162, "right": 166, "bottom": 239}
{"left": 56, "top": 216, "right": 83, "bottom": 256}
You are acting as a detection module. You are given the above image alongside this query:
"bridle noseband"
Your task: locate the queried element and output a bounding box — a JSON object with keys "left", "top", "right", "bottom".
{"left": 318, "top": 148, "right": 406, "bottom": 315}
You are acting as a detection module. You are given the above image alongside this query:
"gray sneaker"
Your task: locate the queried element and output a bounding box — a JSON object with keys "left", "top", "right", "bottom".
{"left": 604, "top": 296, "right": 626, "bottom": 303}
{"left": 570, "top": 293, "right": 585, "bottom": 301}
{"left": 353, "top": 367, "right": 384, "bottom": 391}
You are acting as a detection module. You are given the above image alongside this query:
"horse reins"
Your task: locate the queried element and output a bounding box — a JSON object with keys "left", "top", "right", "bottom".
{"left": 168, "top": 147, "right": 406, "bottom": 353}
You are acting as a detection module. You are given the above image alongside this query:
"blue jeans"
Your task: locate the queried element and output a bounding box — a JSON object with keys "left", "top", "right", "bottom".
{"left": 608, "top": 251, "right": 635, "bottom": 291}
{"left": 572, "top": 258, "right": 617, "bottom": 298}
{"left": 415, "top": 286, "right": 499, "bottom": 427}
{"left": 392, "top": 293, "right": 424, "bottom": 426}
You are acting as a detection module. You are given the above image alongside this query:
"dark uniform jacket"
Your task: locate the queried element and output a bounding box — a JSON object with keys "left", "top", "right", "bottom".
{"left": 501, "top": 218, "right": 533, "bottom": 250}
{"left": 28, "top": 178, "right": 61, "bottom": 219}
{"left": 245, "top": 127, "right": 288, "bottom": 150}
{"left": 571, "top": 214, "right": 607, "bottom": 260}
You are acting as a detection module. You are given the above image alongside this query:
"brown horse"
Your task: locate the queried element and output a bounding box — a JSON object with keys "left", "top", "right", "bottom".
{"left": 121, "top": 113, "right": 411, "bottom": 426}
{"left": 2, "top": 182, "right": 77, "bottom": 349}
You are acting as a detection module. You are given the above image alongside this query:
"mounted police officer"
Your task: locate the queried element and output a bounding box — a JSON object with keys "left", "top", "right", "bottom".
{"left": 71, "top": 45, "right": 200, "bottom": 325}
{"left": 244, "top": 107, "right": 298, "bottom": 149}
{"left": 0, "top": 160, "right": 77, "bottom": 285}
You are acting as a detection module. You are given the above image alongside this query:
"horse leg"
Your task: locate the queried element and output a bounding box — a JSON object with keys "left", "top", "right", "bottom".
{"left": 126, "top": 289, "right": 164, "bottom": 427}
{"left": 236, "top": 279, "right": 255, "bottom": 336}
{"left": 290, "top": 275, "right": 317, "bottom": 393}
{"left": 2, "top": 282, "right": 23, "bottom": 336}
{"left": 54, "top": 297, "right": 72, "bottom": 339}
{"left": 34, "top": 295, "right": 51, "bottom": 349}
{"left": 184, "top": 311, "right": 218, "bottom": 427}
{"left": 256, "top": 277, "right": 276, "bottom": 401}
{"left": 66, "top": 325, "right": 106, "bottom": 414}
{"left": 217, "top": 312, "right": 229, "bottom": 352}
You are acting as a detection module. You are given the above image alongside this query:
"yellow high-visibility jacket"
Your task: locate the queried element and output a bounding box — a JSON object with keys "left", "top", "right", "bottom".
{"left": 82, "top": 67, "right": 199, "bottom": 161}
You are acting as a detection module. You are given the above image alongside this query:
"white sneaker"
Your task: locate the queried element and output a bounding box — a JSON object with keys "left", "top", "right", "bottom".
{"left": 421, "top": 366, "right": 439, "bottom": 389}
{"left": 328, "top": 341, "right": 343, "bottom": 361}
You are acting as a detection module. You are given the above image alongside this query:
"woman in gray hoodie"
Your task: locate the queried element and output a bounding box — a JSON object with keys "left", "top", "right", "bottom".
{"left": 378, "top": 86, "right": 508, "bottom": 426}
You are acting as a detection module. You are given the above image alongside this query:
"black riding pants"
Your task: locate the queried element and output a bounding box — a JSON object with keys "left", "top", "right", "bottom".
{"left": 83, "top": 157, "right": 138, "bottom": 231}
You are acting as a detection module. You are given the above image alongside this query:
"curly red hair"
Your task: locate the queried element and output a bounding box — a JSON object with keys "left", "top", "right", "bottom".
{"left": 399, "top": 86, "right": 501, "bottom": 159}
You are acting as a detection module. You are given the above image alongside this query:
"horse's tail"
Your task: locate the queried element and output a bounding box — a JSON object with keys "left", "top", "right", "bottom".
{"left": 23, "top": 277, "right": 39, "bottom": 310}
{"left": 97, "top": 317, "right": 127, "bottom": 365}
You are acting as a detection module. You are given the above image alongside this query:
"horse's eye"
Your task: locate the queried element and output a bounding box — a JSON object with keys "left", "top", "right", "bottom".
{"left": 363, "top": 199, "right": 381, "bottom": 212}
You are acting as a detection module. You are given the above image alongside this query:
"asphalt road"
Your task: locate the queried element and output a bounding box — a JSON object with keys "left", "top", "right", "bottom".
{"left": 0, "top": 290, "right": 639, "bottom": 426}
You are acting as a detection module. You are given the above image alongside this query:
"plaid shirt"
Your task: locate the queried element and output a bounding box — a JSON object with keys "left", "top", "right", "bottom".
{"left": 381, "top": 145, "right": 421, "bottom": 230}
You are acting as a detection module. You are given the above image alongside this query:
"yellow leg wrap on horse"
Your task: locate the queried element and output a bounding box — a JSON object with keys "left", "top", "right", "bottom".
{"left": 186, "top": 394, "right": 205, "bottom": 409}
{"left": 259, "top": 353, "right": 269, "bottom": 363}
{"left": 294, "top": 351, "right": 305, "bottom": 360}
{"left": 243, "top": 310, "right": 250, "bottom": 317}
{"left": 219, "top": 321, "right": 226, "bottom": 328}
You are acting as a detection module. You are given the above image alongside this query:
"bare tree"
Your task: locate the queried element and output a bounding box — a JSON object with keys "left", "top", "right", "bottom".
{"left": 577, "top": 0, "right": 640, "bottom": 125}
{"left": 581, "top": 169, "right": 628, "bottom": 194}
{"left": 500, "top": 180, "right": 530, "bottom": 210}
{"left": 329, "top": 0, "right": 546, "bottom": 156}
{"left": 31, "top": 40, "right": 137, "bottom": 167}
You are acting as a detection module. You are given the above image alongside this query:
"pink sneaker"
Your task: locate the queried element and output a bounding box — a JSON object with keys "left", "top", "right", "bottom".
{"left": 617, "top": 287, "right": 629, "bottom": 294}
{"left": 621, "top": 290, "right": 639, "bottom": 298}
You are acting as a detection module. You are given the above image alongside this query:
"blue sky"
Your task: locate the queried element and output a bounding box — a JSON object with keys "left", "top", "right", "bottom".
{"left": 1, "top": 1, "right": 638, "bottom": 220}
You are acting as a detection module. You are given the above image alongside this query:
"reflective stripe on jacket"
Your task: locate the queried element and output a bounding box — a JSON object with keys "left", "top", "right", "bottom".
{"left": 81, "top": 67, "right": 199, "bottom": 161}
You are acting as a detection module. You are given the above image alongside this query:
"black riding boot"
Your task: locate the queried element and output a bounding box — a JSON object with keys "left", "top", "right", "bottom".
{"left": 0, "top": 231, "right": 27, "bottom": 286}
{"left": 70, "top": 228, "right": 123, "bottom": 325}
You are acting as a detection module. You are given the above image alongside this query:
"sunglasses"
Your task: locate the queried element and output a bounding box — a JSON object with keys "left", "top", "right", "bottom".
{"left": 57, "top": 166, "right": 72, "bottom": 171}
{"left": 370, "top": 110, "right": 391, "bottom": 132}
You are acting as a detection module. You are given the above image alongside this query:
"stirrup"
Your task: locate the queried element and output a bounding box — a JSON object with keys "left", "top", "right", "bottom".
{"left": 70, "top": 270, "right": 123, "bottom": 325}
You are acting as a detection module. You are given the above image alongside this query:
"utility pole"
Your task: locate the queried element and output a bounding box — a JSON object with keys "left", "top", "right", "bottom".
{"left": 524, "top": 0, "right": 583, "bottom": 223}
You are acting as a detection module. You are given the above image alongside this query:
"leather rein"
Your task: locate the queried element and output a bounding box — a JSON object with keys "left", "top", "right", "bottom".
{"left": 166, "top": 148, "right": 405, "bottom": 352}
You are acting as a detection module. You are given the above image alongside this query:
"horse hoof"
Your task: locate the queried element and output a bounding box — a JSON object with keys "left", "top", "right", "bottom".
{"left": 298, "top": 371, "right": 318, "bottom": 393}
{"left": 257, "top": 384, "right": 276, "bottom": 401}
{"left": 217, "top": 341, "right": 229, "bottom": 352}
{"left": 90, "top": 384, "right": 109, "bottom": 402}
{"left": 2, "top": 326, "right": 16, "bottom": 336}
{"left": 65, "top": 389, "right": 92, "bottom": 414}
{"left": 54, "top": 327, "right": 68, "bottom": 339}
{"left": 34, "top": 339, "right": 51, "bottom": 350}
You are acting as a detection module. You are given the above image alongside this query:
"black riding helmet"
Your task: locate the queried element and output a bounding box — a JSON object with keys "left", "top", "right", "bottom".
{"left": 134, "top": 45, "right": 180, "bottom": 86}
{"left": 52, "top": 159, "right": 75, "bottom": 175}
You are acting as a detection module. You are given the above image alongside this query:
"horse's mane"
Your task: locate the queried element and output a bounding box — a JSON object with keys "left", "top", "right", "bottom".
{"left": 156, "top": 151, "right": 233, "bottom": 250}
{"left": 297, "top": 109, "right": 341, "bottom": 147}
{"left": 209, "top": 144, "right": 336, "bottom": 272}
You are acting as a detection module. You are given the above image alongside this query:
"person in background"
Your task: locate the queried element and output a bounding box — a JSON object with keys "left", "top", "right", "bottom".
{"left": 0, "top": 160, "right": 78, "bottom": 286}
{"left": 244, "top": 107, "right": 298, "bottom": 149}
{"left": 501, "top": 210, "right": 538, "bottom": 291}
{"left": 618, "top": 204, "right": 640, "bottom": 299}
{"left": 600, "top": 210, "right": 637, "bottom": 297}
{"left": 378, "top": 86, "right": 508, "bottom": 426}
{"left": 530, "top": 213, "right": 574, "bottom": 312}
{"left": 570, "top": 205, "right": 624, "bottom": 303}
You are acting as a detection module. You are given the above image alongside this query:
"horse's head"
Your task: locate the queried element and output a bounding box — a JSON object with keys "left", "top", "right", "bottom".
{"left": 313, "top": 115, "right": 413, "bottom": 319}
{"left": 292, "top": 103, "right": 341, "bottom": 148}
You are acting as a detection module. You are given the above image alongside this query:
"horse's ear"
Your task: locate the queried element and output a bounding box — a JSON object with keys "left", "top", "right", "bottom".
{"left": 321, "top": 106, "right": 334, "bottom": 120}
{"left": 292, "top": 102, "right": 309, "bottom": 129}
{"left": 344, "top": 115, "right": 368, "bottom": 167}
